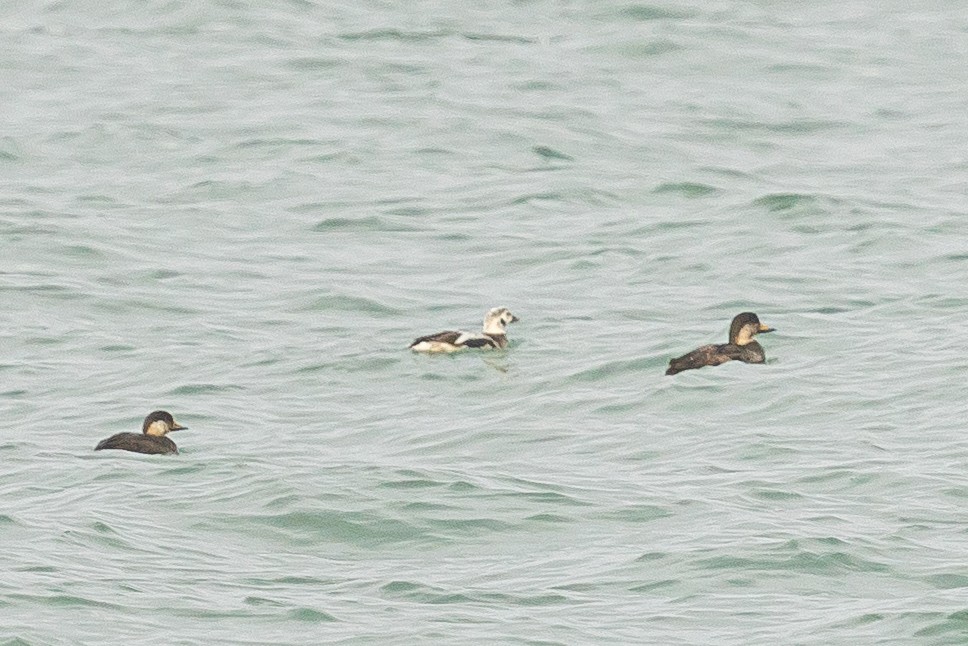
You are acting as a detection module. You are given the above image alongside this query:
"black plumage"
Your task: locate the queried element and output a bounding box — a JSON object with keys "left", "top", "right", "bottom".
{"left": 95, "top": 433, "right": 179, "bottom": 455}
{"left": 94, "top": 410, "right": 188, "bottom": 455}
{"left": 666, "top": 312, "right": 774, "bottom": 376}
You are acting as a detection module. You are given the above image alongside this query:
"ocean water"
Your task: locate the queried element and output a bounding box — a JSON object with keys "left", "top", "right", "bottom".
{"left": 2, "top": 1, "right": 968, "bottom": 644}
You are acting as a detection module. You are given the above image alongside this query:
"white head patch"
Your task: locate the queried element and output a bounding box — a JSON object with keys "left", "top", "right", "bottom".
{"left": 483, "top": 307, "right": 516, "bottom": 335}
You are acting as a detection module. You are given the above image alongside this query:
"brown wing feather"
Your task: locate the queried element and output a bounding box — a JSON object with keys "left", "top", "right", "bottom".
{"left": 95, "top": 432, "right": 178, "bottom": 454}
{"left": 665, "top": 343, "right": 740, "bottom": 375}
{"left": 409, "top": 330, "right": 462, "bottom": 348}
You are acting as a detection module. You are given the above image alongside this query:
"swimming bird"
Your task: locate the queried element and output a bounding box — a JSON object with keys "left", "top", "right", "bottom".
{"left": 409, "top": 307, "right": 519, "bottom": 353}
{"left": 665, "top": 312, "right": 774, "bottom": 375}
{"left": 94, "top": 410, "right": 188, "bottom": 455}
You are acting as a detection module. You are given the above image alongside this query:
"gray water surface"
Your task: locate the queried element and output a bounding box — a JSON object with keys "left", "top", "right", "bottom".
{"left": 2, "top": 1, "right": 968, "bottom": 644}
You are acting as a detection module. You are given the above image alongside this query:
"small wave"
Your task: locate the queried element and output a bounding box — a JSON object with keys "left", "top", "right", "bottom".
{"left": 61, "top": 244, "right": 104, "bottom": 258}
{"left": 913, "top": 610, "right": 968, "bottom": 638}
{"left": 922, "top": 573, "right": 968, "bottom": 589}
{"left": 301, "top": 294, "right": 402, "bottom": 316}
{"left": 503, "top": 490, "right": 590, "bottom": 507}
{"left": 616, "top": 5, "right": 695, "bottom": 20}
{"left": 703, "top": 117, "right": 846, "bottom": 134}
{"left": 509, "top": 192, "right": 565, "bottom": 205}
{"left": 288, "top": 607, "right": 338, "bottom": 622}
{"left": 697, "top": 550, "right": 891, "bottom": 575}
{"left": 593, "top": 504, "right": 673, "bottom": 523}
{"left": 463, "top": 32, "right": 536, "bottom": 45}
{"left": 311, "top": 216, "right": 419, "bottom": 232}
{"left": 616, "top": 39, "right": 684, "bottom": 58}
{"left": 339, "top": 29, "right": 451, "bottom": 42}
{"left": 566, "top": 357, "right": 658, "bottom": 383}
{"left": 246, "top": 575, "right": 334, "bottom": 587}
{"left": 243, "top": 596, "right": 285, "bottom": 607}
{"left": 159, "top": 179, "right": 258, "bottom": 203}
{"left": 0, "top": 136, "right": 22, "bottom": 161}
{"left": 160, "top": 464, "right": 207, "bottom": 476}
{"left": 524, "top": 513, "right": 573, "bottom": 523}
{"left": 480, "top": 592, "right": 572, "bottom": 606}
{"left": 653, "top": 182, "right": 718, "bottom": 197}
{"left": 74, "top": 193, "right": 118, "bottom": 204}
{"left": 321, "top": 356, "right": 401, "bottom": 374}
{"left": 285, "top": 57, "right": 343, "bottom": 71}
{"left": 751, "top": 192, "right": 820, "bottom": 212}
{"left": 248, "top": 510, "right": 432, "bottom": 547}
{"left": 6, "top": 593, "right": 121, "bottom": 610}
{"left": 235, "top": 137, "right": 323, "bottom": 150}
{"left": 752, "top": 487, "right": 803, "bottom": 501}
{"left": 532, "top": 145, "right": 574, "bottom": 161}
{"left": 166, "top": 383, "right": 244, "bottom": 395}
{"left": 380, "top": 581, "right": 571, "bottom": 607}
{"left": 378, "top": 478, "right": 447, "bottom": 490}
{"left": 424, "top": 517, "right": 515, "bottom": 535}
{"left": 629, "top": 579, "right": 678, "bottom": 593}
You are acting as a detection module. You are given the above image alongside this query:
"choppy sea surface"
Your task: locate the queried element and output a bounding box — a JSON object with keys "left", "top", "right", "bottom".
{"left": 2, "top": 1, "right": 968, "bottom": 644}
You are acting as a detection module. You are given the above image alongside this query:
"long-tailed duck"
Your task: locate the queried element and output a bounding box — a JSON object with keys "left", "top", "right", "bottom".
{"left": 666, "top": 312, "right": 774, "bottom": 375}
{"left": 409, "top": 307, "right": 519, "bottom": 353}
{"left": 94, "top": 410, "right": 189, "bottom": 455}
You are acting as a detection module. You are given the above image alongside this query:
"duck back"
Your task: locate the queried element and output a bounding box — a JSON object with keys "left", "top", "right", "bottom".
{"left": 95, "top": 432, "right": 178, "bottom": 455}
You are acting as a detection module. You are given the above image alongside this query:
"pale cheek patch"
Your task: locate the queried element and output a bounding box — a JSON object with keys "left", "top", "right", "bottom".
{"left": 734, "top": 327, "right": 755, "bottom": 346}
{"left": 145, "top": 420, "right": 168, "bottom": 436}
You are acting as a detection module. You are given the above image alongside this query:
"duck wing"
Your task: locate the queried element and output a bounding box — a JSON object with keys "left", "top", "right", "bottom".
{"left": 409, "top": 330, "right": 463, "bottom": 348}
{"left": 459, "top": 334, "right": 499, "bottom": 349}
{"left": 94, "top": 432, "right": 178, "bottom": 455}
{"left": 665, "top": 343, "right": 739, "bottom": 375}
{"left": 95, "top": 432, "right": 139, "bottom": 451}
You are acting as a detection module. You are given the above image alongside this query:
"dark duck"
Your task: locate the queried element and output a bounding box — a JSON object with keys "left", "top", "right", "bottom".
{"left": 666, "top": 312, "right": 774, "bottom": 376}
{"left": 94, "top": 410, "right": 189, "bottom": 455}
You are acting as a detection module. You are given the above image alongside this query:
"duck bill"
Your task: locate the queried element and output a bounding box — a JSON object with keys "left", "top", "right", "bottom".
{"left": 510, "top": 315, "right": 520, "bottom": 322}
{"left": 758, "top": 324, "right": 775, "bottom": 333}
{"left": 170, "top": 422, "right": 189, "bottom": 432}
